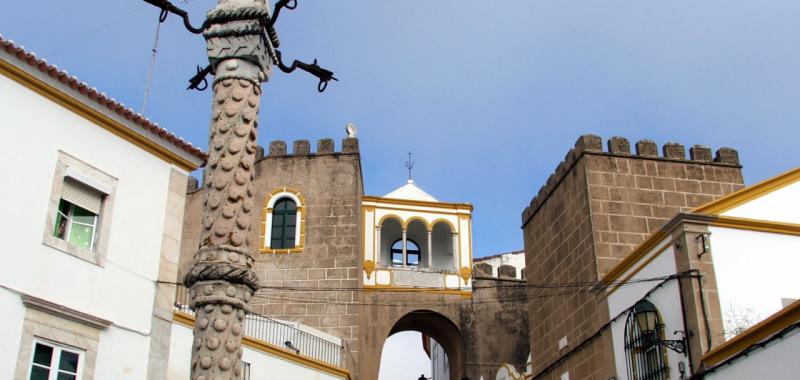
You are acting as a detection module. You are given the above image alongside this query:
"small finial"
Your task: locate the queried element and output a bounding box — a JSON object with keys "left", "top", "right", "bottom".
{"left": 404, "top": 152, "right": 415, "bottom": 182}
{"left": 345, "top": 122, "right": 358, "bottom": 138}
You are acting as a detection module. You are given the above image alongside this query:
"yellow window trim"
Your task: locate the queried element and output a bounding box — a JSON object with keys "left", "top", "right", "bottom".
{"left": 0, "top": 58, "right": 201, "bottom": 172}
{"left": 702, "top": 299, "right": 800, "bottom": 367}
{"left": 259, "top": 187, "right": 307, "bottom": 254}
{"left": 173, "top": 311, "right": 351, "bottom": 379}
{"left": 694, "top": 167, "right": 800, "bottom": 215}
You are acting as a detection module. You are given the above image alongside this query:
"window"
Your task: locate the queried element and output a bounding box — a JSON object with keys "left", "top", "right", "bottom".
{"left": 43, "top": 153, "right": 116, "bottom": 266}
{"left": 270, "top": 198, "right": 297, "bottom": 249}
{"left": 242, "top": 361, "right": 251, "bottom": 380}
{"left": 28, "top": 340, "right": 84, "bottom": 380}
{"left": 624, "top": 300, "right": 669, "bottom": 380}
{"left": 260, "top": 188, "right": 306, "bottom": 254}
{"left": 53, "top": 178, "right": 103, "bottom": 251}
{"left": 391, "top": 239, "right": 420, "bottom": 266}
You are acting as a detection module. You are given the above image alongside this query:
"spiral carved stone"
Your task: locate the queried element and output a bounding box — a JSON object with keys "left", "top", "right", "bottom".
{"left": 186, "top": 53, "right": 265, "bottom": 380}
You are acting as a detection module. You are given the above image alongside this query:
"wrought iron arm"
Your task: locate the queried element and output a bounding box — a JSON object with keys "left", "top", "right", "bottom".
{"left": 661, "top": 330, "right": 690, "bottom": 354}
{"left": 187, "top": 64, "right": 213, "bottom": 91}
{"left": 275, "top": 50, "right": 338, "bottom": 92}
{"left": 267, "top": 0, "right": 298, "bottom": 29}
{"left": 143, "top": 0, "right": 206, "bottom": 34}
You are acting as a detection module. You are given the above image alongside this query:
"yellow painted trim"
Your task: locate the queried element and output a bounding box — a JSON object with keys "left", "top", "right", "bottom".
{"left": 429, "top": 218, "right": 456, "bottom": 232}
{"left": 260, "top": 187, "right": 307, "bottom": 254}
{"left": 604, "top": 240, "right": 676, "bottom": 297}
{"left": 694, "top": 167, "right": 800, "bottom": 215}
{"left": 377, "top": 213, "right": 404, "bottom": 228}
{"left": 403, "top": 216, "right": 430, "bottom": 230}
{"left": 362, "top": 195, "right": 473, "bottom": 211}
{"left": 366, "top": 204, "right": 470, "bottom": 216}
{"left": 703, "top": 299, "right": 800, "bottom": 367}
{"left": 362, "top": 286, "right": 472, "bottom": 297}
{"left": 172, "top": 311, "right": 351, "bottom": 379}
{"left": 0, "top": 58, "right": 200, "bottom": 171}
{"left": 602, "top": 229, "right": 670, "bottom": 285}
{"left": 708, "top": 216, "right": 800, "bottom": 236}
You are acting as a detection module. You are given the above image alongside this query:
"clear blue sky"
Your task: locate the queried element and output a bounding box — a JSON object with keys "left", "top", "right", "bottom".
{"left": 3, "top": 0, "right": 799, "bottom": 261}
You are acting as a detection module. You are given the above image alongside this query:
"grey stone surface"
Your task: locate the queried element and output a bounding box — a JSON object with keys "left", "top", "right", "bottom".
{"left": 392, "top": 270, "right": 445, "bottom": 288}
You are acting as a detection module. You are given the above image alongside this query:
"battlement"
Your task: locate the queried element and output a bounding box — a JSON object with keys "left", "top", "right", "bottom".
{"left": 265, "top": 137, "right": 360, "bottom": 158}
{"left": 521, "top": 134, "right": 741, "bottom": 226}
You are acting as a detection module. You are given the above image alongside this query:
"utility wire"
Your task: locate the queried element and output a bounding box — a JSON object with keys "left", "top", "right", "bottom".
{"left": 141, "top": 11, "right": 165, "bottom": 114}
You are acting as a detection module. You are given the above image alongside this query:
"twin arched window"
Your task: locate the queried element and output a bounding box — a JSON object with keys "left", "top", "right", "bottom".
{"left": 270, "top": 198, "right": 297, "bottom": 249}
{"left": 624, "top": 300, "right": 669, "bottom": 380}
{"left": 391, "top": 239, "right": 420, "bottom": 266}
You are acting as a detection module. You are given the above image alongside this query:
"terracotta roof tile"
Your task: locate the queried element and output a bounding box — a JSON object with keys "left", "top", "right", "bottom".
{"left": 0, "top": 34, "right": 207, "bottom": 163}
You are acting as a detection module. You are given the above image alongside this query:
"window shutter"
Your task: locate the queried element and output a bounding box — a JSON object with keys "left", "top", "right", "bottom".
{"left": 61, "top": 177, "right": 103, "bottom": 214}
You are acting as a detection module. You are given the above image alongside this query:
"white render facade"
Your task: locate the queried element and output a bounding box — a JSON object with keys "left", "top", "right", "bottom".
{"left": 362, "top": 180, "right": 474, "bottom": 291}
{"left": 0, "top": 37, "right": 203, "bottom": 379}
{"left": 606, "top": 168, "right": 800, "bottom": 380}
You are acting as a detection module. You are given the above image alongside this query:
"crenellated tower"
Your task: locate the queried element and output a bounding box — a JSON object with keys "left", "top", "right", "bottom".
{"left": 522, "top": 135, "right": 745, "bottom": 380}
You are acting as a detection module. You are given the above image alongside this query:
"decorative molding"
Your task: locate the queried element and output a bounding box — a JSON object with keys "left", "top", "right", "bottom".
{"left": 459, "top": 266, "right": 472, "bottom": 284}
{"left": 362, "top": 195, "right": 473, "bottom": 211}
{"left": 363, "top": 260, "right": 375, "bottom": 280}
{"left": 21, "top": 294, "right": 111, "bottom": 330}
{"left": 709, "top": 216, "right": 800, "bottom": 236}
{"left": 260, "top": 187, "right": 307, "bottom": 254}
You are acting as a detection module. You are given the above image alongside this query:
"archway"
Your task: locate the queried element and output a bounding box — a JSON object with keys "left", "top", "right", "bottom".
{"left": 378, "top": 310, "right": 465, "bottom": 380}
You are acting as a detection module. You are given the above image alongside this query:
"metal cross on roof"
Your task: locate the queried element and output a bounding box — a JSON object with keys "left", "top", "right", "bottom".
{"left": 404, "top": 152, "right": 415, "bottom": 181}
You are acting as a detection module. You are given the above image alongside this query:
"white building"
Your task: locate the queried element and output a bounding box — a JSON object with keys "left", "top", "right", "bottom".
{"left": 362, "top": 179, "right": 474, "bottom": 292}
{"left": 604, "top": 167, "right": 800, "bottom": 379}
{"left": 0, "top": 35, "right": 350, "bottom": 380}
{"left": 0, "top": 34, "right": 204, "bottom": 379}
{"left": 474, "top": 251, "right": 525, "bottom": 280}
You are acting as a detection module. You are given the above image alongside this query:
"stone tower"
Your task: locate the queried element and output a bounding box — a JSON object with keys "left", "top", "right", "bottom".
{"left": 181, "top": 137, "right": 364, "bottom": 371}
{"left": 521, "top": 135, "right": 744, "bottom": 380}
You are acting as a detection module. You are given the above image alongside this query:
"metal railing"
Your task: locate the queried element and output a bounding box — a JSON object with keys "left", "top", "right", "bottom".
{"left": 174, "top": 285, "right": 343, "bottom": 367}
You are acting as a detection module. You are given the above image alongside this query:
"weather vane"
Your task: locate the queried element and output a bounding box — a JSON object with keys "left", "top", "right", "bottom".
{"left": 404, "top": 152, "right": 415, "bottom": 181}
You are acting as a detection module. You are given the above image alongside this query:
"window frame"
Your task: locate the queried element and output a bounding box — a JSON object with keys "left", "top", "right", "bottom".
{"left": 42, "top": 152, "right": 117, "bottom": 266}
{"left": 27, "top": 338, "right": 85, "bottom": 380}
{"left": 390, "top": 239, "right": 421, "bottom": 266}
{"left": 270, "top": 198, "right": 298, "bottom": 249}
{"left": 260, "top": 188, "right": 307, "bottom": 254}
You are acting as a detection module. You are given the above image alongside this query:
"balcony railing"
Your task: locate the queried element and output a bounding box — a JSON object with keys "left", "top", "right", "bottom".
{"left": 174, "top": 286, "right": 343, "bottom": 368}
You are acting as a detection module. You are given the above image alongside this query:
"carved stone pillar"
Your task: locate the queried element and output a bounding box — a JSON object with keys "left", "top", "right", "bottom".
{"left": 184, "top": 1, "right": 274, "bottom": 379}
{"left": 427, "top": 229, "right": 433, "bottom": 268}
{"left": 452, "top": 233, "right": 460, "bottom": 271}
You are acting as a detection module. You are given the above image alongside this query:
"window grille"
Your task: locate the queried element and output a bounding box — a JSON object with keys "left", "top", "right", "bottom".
{"left": 624, "top": 300, "right": 670, "bottom": 380}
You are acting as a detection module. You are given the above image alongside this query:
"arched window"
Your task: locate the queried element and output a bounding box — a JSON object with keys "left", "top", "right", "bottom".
{"left": 270, "top": 198, "right": 297, "bottom": 249}
{"left": 625, "top": 300, "right": 669, "bottom": 380}
{"left": 391, "top": 239, "right": 420, "bottom": 266}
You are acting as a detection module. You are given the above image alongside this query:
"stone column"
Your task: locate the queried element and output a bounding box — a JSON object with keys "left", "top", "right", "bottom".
{"left": 184, "top": 1, "right": 274, "bottom": 379}
{"left": 426, "top": 230, "right": 433, "bottom": 268}
{"left": 402, "top": 229, "right": 408, "bottom": 266}
{"left": 452, "top": 233, "right": 460, "bottom": 271}
{"left": 375, "top": 226, "right": 381, "bottom": 265}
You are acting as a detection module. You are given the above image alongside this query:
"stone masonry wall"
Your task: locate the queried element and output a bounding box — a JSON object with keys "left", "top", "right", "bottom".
{"left": 521, "top": 135, "right": 744, "bottom": 380}
{"left": 180, "top": 137, "right": 363, "bottom": 368}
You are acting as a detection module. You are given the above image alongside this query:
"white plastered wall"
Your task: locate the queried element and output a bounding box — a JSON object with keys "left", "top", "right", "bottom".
{"left": 607, "top": 241, "right": 689, "bottom": 380}
{"left": 720, "top": 181, "right": 800, "bottom": 224}
{"left": 704, "top": 328, "right": 800, "bottom": 379}
{"left": 0, "top": 288, "right": 27, "bottom": 378}
{"left": 0, "top": 68, "right": 181, "bottom": 377}
{"left": 709, "top": 226, "right": 800, "bottom": 333}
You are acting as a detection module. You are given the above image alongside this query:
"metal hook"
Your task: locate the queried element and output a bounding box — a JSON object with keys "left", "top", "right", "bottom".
{"left": 187, "top": 65, "right": 212, "bottom": 91}
{"left": 159, "top": 8, "right": 169, "bottom": 23}
{"left": 267, "top": 0, "right": 298, "bottom": 28}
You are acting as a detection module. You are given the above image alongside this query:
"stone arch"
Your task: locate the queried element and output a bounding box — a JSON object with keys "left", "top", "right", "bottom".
{"left": 378, "top": 309, "right": 465, "bottom": 380}
{"left": 403, "top": 215, "right": 430, "bottom": 230}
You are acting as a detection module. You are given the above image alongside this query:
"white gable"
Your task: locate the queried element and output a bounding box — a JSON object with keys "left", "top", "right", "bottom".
{"left": 384, "top": 180, "right": 438, "bottom": 202}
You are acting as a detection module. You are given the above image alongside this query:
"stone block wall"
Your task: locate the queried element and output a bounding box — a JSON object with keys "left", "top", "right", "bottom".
{"left": 180, "top": 137, "right": 363, "bottom": 367}
{"left": 521, "top": 135, "right": 744, "bottom": 379}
